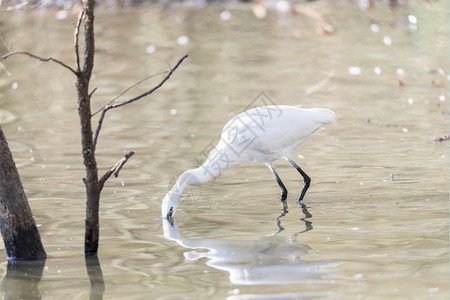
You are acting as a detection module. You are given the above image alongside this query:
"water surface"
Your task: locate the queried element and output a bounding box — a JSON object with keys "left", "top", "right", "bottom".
{"left": 0, "top": 1, "right": 448, "bottom": 299}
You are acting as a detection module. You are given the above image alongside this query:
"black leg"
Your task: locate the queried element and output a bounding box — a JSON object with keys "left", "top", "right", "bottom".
{"left": 265, "top": 163, "right": 288, "bottom": 201}
{"left": 287, "top": 158, "right": 311, "bottom": 203}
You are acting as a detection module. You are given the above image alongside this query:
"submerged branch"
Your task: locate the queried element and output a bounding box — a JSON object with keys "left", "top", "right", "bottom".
{"left": 431, "top": 135, "right": 450, "bottom": 144}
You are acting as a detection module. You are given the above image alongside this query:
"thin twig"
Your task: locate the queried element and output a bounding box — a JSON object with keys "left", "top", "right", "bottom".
{"left": 92, "top": 108, "right": 107, "bottom": 150}
{"left": 1, "top": 51, "right": 78, "bottom": 76}
{"left": 89, "top": 87, "right": 97, "bottom": 99}
{"left": 0, "top": 62, "right": 11, "bottom": 76}
{"left": 0, "top": 34, "right": 13, "bottom": 52}
{"left": 98, "top": 151, "right": 135, "bottom": 190}
{"left": 92, "top": 54, "right": 188, "bottom": 150}
{"left": 91, "top": 70, "right": 168, "bottom": 117}
{"left": 305, "top": 70, "right": 334, "bottom": 96}
{"left": 109, "top": 54, "right": 188, "bottom": 110}
{"left": 0, "top": 35, "right": 13, "bottom": 76}
{"left": 74, "top": 10, "right": 85, "bottom": 73}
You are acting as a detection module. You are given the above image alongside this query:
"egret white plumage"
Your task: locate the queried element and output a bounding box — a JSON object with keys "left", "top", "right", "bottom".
{"left": 162, "top": 105, "right": 335, "bottom": 219}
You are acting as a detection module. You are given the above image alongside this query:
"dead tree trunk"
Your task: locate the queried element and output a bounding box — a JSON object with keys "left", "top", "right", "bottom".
{"left": 0, "top": 125, "right": 46, "bottom": 260}
{"left": 76, "top": 0, "right": 101, "bottom": 256}
{"left": 75, "top": 0, "right": 186, "bottom": 255}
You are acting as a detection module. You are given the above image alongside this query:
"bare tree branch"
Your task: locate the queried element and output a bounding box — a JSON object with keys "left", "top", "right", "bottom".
{"left": 92, "top": 108, "right": 107, "bottom": 150}
{"left": 92, "top": 54, "right": 188, "bottom": 150}
{"left": 0, "top": 51, "right": 78, "bottom": 76}
{"left": 91, "top": 70, "right": 169, "bottom": 117}
{"left": 92, "top": 70, "right": 167, "bottom": 149}
{"left": 74, "top": 10, "right": 85, "bottom": 73}
{"left": 110, "top": 54, "right": 188, "bottom": 109}
{"left": 89, "top": 87, "right": 97, "bottom": 98}
{"left": 98, "top": 151, "right": 135, "bottom": 190}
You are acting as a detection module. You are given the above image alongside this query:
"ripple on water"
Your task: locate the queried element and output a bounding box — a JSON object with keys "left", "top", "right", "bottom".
{"left": 0, "top": 109, "right": 17, "bottom": 124}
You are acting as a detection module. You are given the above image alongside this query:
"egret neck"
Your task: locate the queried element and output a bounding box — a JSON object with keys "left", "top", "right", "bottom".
{"left": 162, "top": 160, "right": 223, "bottom": 219}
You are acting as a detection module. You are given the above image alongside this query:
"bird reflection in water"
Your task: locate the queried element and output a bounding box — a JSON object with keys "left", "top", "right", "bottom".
{"left": 163, "top": 203, "right": 335, "bottom": 286}
{"left": 274, "top": 201, "right": 312, "bottom": 236}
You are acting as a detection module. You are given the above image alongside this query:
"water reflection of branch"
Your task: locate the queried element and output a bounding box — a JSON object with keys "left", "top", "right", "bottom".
{"left": 85, "top": 256, "right": 105, "bottom": 300}
{"left": 0, "top": 259, "right": 46, "bottom": 300}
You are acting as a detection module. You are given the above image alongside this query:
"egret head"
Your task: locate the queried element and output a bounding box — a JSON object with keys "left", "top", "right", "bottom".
{"left": 161, "top": 169, "right": 205, "bottom": 219}
{"left": 161, "top": 191, "right": 180, "bottom": 219}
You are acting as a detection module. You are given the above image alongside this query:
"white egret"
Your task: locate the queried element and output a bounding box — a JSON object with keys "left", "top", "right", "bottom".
{"left": 162, "top": 105, "right": 335, "bottom": 219}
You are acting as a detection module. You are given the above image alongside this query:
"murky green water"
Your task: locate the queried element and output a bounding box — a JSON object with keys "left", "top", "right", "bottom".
{"left": 0, "top": 1, "right": 448, "bottom": 299}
